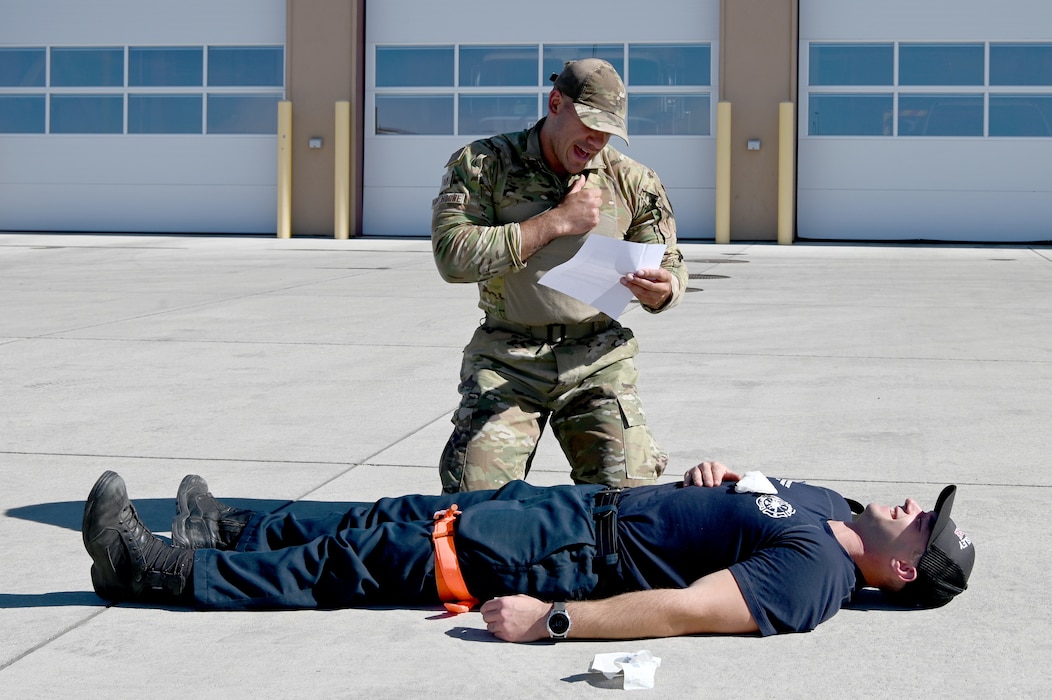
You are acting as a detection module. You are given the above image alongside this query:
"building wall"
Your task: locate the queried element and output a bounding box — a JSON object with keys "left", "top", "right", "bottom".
{"left": 720, "top": 0, "right": 798, "bottom": 241}
{"left": 5, "top": 0, "right": 1047, "bottom": 240}
{"left": 286, "top": 0, "right": 364, "bottom": 236}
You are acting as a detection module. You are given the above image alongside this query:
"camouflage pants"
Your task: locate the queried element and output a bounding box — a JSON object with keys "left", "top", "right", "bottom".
{"left": 439, "top": 322, "right": 668, "bottom": 493}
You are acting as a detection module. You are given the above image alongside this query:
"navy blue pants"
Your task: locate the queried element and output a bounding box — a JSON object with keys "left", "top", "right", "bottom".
{"left": 193, "top": 481, "right": 608, "bottom": 610}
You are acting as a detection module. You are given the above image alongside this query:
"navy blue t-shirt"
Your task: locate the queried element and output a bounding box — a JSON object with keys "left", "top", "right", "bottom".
{"left": 614, "top": 478, "right": 858, "bottom": 636}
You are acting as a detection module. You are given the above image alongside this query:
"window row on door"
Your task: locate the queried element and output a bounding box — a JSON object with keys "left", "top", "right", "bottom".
{"left": 806, "top": 42, "right": 1052, "bottom": 137}
{"left": 373, "top": 43, "right": 713, "bottom": 137}
{"left": 0, "top": 45, "right": 284, "bottom": 134}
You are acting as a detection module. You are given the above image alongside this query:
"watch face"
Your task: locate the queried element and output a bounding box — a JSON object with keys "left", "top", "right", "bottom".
{"left": 548, "top": 612, "right": 570, "bottom": 636}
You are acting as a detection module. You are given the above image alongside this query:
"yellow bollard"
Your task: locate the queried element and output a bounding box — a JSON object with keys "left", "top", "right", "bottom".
{"left": 715, "top": 101, "right": 731, "bottom": 244}
{"left": 334, "top": 101, "right": 351, "bottom": 240}
{"left": 276, "top": 100, "right": 292, "bottom": 239}
{"left": 777, "top": 102, "right": 795, "bottom": 245}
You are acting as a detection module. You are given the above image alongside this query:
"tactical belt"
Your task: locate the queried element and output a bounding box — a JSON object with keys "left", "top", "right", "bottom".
{"left": 432, "top": 504, "right": 478, "bottom": 615}
{"left": 484, "top": 315, "right": 613, "bottom": 344}
{"left": 593, "top": 488, "right": 624, "bottom": 567}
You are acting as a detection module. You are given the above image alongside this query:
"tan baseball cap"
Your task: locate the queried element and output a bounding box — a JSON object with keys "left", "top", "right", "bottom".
{"left": 550, "top": 58, "right": 629, "bottom": 144}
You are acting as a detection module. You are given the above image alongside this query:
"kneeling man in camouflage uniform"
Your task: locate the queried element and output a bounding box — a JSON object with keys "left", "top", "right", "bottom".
{"left": 432, "top": 58, "right": 688, "bottom": 493}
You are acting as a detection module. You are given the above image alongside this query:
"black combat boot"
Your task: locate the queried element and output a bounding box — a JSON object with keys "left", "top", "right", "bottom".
{"left": 82, "top": 471, "right": 194, "bottom": 604}
{"left": 172, "top": 474, "right": 255, "bottom": 550}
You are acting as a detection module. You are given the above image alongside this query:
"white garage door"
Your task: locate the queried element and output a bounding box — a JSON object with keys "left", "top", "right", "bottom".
{"left": 798, "top": 0, "right": 1052, "bottom": 242}
{"left": 364, "top": 0, "right": 720, "bottom": 238}
{"left": 0, "top": 0, "right": 285, "bottom": 234}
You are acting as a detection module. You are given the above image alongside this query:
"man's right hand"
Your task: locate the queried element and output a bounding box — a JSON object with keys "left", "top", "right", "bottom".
{"left": 683, "top": 461, "right": 741, "bottom": 487}
{"left": 554, "top": 176, "right": 603, "bottom": 234}
{"left": 518, "top": 176, "right": 602, "bottom": 259}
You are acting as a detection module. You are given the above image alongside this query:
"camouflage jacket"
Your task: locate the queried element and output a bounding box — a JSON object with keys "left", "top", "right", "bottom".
{"left": 431, "top": 119, "right": 687, "bottom": 326}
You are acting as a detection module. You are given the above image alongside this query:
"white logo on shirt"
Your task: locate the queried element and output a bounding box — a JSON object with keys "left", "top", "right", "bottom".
{"left": 756, "top": 494, "right": 796, "bottom": 519}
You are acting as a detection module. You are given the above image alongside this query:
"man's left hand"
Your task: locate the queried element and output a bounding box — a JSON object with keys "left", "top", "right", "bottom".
{"left": 683, "top": 461, "right": 741, "bottom": 487}
{"left": 480, "top": 594, "right": 550, "bottom": 643}
{"left": 620, "top": 267, "right": 672, "bottom": 309}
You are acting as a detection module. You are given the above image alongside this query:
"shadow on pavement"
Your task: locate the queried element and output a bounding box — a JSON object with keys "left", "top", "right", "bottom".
{"left": 0, "top": 591, "right": 107, "bottom": 608}
{"left": 6, "top": 498, "right": 356, "bottom": 534}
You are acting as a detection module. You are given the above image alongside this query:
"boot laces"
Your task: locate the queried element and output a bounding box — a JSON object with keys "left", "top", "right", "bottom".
{"left": 120, "top": 502, "right": 191, "bottom": 590}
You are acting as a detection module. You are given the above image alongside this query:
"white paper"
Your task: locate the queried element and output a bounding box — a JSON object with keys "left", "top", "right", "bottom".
{"left": 734, "top": 470, "right": 778, "bottom": 495}
{"left": 589, "top": 650, "right": 662, "bottom": 690}
{"left": 538, "top": 235, "right": 666, "bottom": 320}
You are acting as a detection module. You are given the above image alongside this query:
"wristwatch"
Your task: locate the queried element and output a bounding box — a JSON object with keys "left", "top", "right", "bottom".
{"left": 546, "top": 601, "right": 572, "bottom": 639}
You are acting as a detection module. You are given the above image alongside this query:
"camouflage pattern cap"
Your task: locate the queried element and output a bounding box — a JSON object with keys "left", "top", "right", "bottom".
{"left": 550, "top": 58, "right": 629, "bottom": 145}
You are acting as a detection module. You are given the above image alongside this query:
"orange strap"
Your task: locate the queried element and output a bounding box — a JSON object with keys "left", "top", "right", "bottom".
{"left": 432, "top": 505, "right": 478, "bottom": 614}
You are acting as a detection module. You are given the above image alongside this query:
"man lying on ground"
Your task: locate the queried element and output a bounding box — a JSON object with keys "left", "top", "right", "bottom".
{"left": 81, "top": 462, "right": 974, "bottom": 642}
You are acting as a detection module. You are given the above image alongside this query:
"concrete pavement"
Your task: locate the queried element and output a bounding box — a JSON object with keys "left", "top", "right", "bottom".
{"left": 1, "top": 233, "right": 1050, "bottom": 697}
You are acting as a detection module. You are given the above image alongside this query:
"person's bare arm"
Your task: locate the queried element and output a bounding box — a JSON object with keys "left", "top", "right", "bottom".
{"left": 480, "top": 570, "right": 758, "bottom": 643}
{"left": 518, "top": 177, "right": 601, "bottom": 260}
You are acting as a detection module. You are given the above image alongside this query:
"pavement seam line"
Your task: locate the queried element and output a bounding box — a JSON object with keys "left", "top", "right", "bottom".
{"left": 0, "top": 606, "right": 110, "bottom": 672}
